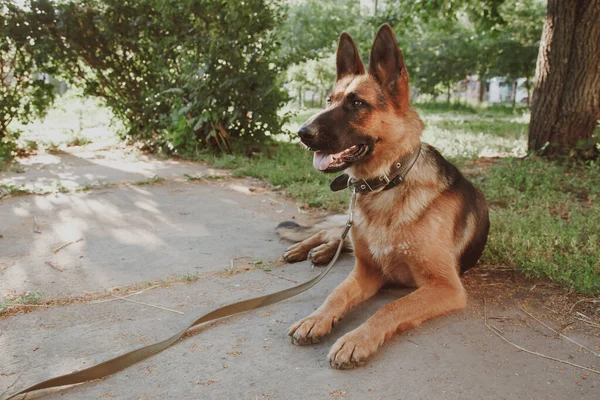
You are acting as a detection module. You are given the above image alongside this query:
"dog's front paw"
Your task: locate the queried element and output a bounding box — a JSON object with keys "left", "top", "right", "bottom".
{"left": 288, "top": 313, "right": 338, "bottom": 345}
{"left": 308, "top": 242, "right": 338, "bottom": 265}
{"left": 282, "top": 243, "right": 310, "bottom": 263}
{"left": 328, "top": 328, "right": 381, "bottom": 369}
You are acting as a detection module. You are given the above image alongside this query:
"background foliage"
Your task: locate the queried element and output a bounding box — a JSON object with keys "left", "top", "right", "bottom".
{"left": 2, "top": 0, "right": 290, "bottom": 158}
{"left": 0, "top": 1, "right": 57, "bottom": 163}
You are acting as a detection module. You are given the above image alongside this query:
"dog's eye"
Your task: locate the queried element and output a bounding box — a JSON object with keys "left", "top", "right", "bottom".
{"left": 326, "top": 97, "right": 332, "bottom": 106}
{"left": 353, "top": 100, "right": 364, "bottom": 108}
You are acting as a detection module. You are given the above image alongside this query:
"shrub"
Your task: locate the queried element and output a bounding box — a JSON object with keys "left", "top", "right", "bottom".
{"left": 40, "top": 0, "right": 290, "bottom": 155}
{"left": 0, "top": 1, "right": 56, "bottom": 163}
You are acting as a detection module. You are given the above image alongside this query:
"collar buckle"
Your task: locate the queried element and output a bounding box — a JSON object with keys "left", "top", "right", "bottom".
{"left": 379, "top": 172, "right": 391, "bottom": 184}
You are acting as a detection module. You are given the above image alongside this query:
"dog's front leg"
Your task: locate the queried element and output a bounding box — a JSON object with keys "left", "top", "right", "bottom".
{"left": 328, "top": 277, "right": 467, "bottom": 369}
{"left": 289, "top": 260, "right": 384, "bottom": 345}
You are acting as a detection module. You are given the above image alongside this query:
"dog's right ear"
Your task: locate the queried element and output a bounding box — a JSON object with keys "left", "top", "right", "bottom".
{"left": 336, "top": 33, "right": 365, "bottom": 80}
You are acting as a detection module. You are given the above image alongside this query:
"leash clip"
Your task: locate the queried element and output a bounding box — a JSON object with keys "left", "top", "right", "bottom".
{"left": 341, "top": 221, "right": 352, "bottom": 239}
{"left": 341, "top": 189, "right": 357, "bottom": 240}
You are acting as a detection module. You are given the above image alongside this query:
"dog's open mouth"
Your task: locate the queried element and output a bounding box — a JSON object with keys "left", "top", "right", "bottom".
{"left": 312, "top": 144, "right": 369, "bottom": 172}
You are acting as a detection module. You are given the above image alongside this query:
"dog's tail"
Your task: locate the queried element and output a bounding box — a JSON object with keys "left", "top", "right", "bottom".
{"left": 276, "top": 214, "right": 347, "bottom": 242}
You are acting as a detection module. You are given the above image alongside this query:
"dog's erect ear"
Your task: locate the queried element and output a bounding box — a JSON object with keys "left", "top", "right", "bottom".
{"left": 336, "top": 33, "right": 365, "bottom": 80}
{"left": 368, "top": 24, "right": 409, "bottom": 107}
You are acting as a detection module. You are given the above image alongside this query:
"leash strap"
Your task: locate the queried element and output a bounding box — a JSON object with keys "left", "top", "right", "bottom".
{"left": 6, "top": 194, "right": 356, "bottom": 400}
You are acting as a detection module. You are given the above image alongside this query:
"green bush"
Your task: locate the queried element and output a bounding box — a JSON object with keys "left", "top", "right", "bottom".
{"left": 37, "top": 0, "right": 290, "bottom": 155}
{"left": 0, "top": 1, "right": 57, "bottom": 163}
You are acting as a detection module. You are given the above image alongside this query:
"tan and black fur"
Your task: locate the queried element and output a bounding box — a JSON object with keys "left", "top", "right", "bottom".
{"left": 278, "top": 25, "right": 490, "bottom": 369}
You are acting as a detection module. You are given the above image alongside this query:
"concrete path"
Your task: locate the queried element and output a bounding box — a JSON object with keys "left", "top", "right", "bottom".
{"left": 1, "top": 148, "right": 599, "bottom": 400}
{"left": 0, "top": 147, "right": 224, "bottom": 193}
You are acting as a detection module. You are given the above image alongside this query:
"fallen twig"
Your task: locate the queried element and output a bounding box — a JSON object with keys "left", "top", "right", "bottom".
{"left": 53, "top": 238, "right": 83, "bottom": 254}
{"left": 520, "top": 305, "right": 600, "bottom": 358}
{"left": 575, "top": 312, "right": 600, "bottom": 329}
{"left": 575, "top": 317, "right": 600, "bottom": 329}
{"left": 45, "top": 261, "right": 64, "bottom": 272}
{"left": 484, "top": 298, "right": 600, "bottom": 375}
{"left": 569, "top": 298, "right": 600, "bottom": 313}
{"left": 93, "top": 285, "right": 159, "bottom": 304}
{"left": 33, "top": 216, "right": 42, "bottom": 233}
{"left": 111, "top": 294, "right": 184, "bottom": 315}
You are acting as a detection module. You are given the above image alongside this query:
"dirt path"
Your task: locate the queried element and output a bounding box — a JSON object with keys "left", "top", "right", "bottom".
{"left": 1, "top": 147, "right": 598, "bottom": 399}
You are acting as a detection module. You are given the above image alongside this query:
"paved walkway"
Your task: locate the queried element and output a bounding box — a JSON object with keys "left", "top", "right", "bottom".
{"left": 1, "top": 148, "right": 598, "bottom": 400}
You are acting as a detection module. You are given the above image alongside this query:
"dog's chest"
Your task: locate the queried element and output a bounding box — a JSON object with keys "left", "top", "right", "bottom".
{"left": 351, "top": 193, "right": 416, "bottom": 284}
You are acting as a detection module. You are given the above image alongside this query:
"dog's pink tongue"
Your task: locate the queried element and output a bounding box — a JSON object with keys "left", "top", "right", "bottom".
{"left": 313, "top": 151, "right": 335, "bottom": 171}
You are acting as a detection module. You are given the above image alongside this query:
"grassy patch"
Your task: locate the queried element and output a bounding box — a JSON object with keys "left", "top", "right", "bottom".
{"left": 431, "top": 119, "right": 528, "bottom": 139}
{"left": 416, "top": 103, "right": 528, "bottom": 158}
{"left": 131, "top": 175, "right": 165, "bottom": 186}
{"left": 414, "top": 102, "right": 528, "bottom": 117}
{"left": 0, "top": 184, "right": 34, "bottom": 198}
{"left": 0, "top": 291, "right": 42, "bottom": 313}
{"left": 478, "top": 157, "right": 600, "bottom": 294}
{"left": 184, "top": 173, "right": 226, "bottom": 181}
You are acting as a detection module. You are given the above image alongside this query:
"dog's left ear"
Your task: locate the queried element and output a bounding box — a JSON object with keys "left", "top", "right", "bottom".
{"left": 369, "top": 24, "right": 409, "bottom": 108}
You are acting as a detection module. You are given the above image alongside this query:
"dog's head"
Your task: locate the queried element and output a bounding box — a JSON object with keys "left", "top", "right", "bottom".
{"left": 298, "top": 24, "right": 422, "bottom": 177}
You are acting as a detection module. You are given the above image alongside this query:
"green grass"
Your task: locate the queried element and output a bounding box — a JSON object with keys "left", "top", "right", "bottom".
{"left": 431, "top": 119, "right": 528, "bottom": 139}
{"left": 0, "top": 183, "right": 33, "bottom": 198}
{"left": 480, "top": 157, "right": 600, "bottom": 293}
{"left": 414, "top": 102, "right": 529, "bottom": 117}
{"left": 199, "top": 143, "right": 350, "bottom": 210}
{"left": 200, "top": 105, "right": 598, "bottom": 294}
{"left": 131, "top": 176, "right": 165, "bottom": 186}
{"left": 0, "top": 291, "right": 42, "bottom": 313}
{"left": 416, "top": 102, "right": 529, "bottom": 158}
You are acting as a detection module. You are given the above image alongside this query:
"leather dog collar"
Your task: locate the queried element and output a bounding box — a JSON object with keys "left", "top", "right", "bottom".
{"left": 330, "top": 145, "right": 421, "bottom": 193}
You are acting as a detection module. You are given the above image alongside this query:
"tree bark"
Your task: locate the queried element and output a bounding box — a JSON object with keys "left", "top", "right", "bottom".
{"left": 478, "top": 77, "right": 485, "bottom": 103}
{"left": 511, "top": 80, "right": 517, "bottom": 110}
{"left": 528, "top": 0, "right": 600, "bottom": 158}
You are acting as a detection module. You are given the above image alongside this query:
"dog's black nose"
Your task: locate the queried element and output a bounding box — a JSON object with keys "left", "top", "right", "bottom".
{"left": 298, "top": 126, "right": 316, "bottom": 141}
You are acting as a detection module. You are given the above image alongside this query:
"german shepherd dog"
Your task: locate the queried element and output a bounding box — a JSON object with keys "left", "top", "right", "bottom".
{"left": 277, "top": 25, "right": 490, "bottom": 369}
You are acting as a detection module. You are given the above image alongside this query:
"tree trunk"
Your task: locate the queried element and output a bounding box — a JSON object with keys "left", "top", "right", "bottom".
{"left": 529, "top": 0, "right": 600, "bottom": 158}
{"left": 446, "top": 85, "right": 451, "bottom": 103}
{"left": 525, "top": 78, "right": 531, "bottom": 106}
{"left": 511, "top": 80, "right": 517, "bottom": 110}
{"left": 478, "top": 77, "right": 485, "bottom": 103}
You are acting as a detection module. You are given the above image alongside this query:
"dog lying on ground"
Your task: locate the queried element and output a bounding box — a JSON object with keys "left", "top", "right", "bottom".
{"left": 277, "top": 24, "right": 490, "bottom": 369}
